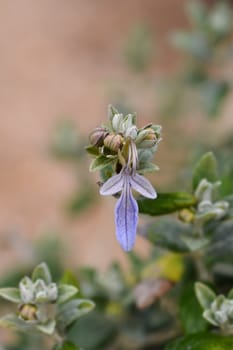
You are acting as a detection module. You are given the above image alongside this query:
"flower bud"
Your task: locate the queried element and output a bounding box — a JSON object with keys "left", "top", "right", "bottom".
{"left": 19, "top": 303, "right": 38, "bottom": 321}
{"left": 104, "top": 133, "right": 124, "bottom": 152}
{"left": 112, "top": 113, "right": 124, "bottom": 132}
{"left": 178, "top": 208, "right": 195, "bottom": 223}
{"left": 125, "top": 126, "right": 137, "bottom": 140}
{"left": 19, "top": 277, "right": 34, "bottom": 304}
{"left": 47, "top": 283, "right": 58, "bottom": 302}
{"left": 89, "top": 127, "right": 109, "bottom": 147}
{"left": 136, "top": 128, "right": 157, "bottom": 148}
{"left": 34, "top": 279, "right": 48, "bottom": 303}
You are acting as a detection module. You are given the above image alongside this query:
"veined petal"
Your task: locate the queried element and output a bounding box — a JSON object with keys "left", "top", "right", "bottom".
{"left": 100, "top": 173, "right": 123, "bottom": 196}
{"left": 115, "top": 182, "right": 138, "bottom": 252}
{"left": 130, "top": 173, "right": 157, "bottom": 199}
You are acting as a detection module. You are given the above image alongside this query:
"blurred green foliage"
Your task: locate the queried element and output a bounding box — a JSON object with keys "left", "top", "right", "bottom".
{"left": 161, "top": 0, "right": 233, "bottom": 118}
{"left": 50, "top": 120, "right": 97, "bottom": 216}
{"left": 123, "top": 24, "right": 154, "bottom": 73}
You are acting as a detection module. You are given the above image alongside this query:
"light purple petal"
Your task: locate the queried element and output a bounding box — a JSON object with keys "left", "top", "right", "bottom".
{"left": 130, "top": 173, "right": 157, "bottom": 199}
{"left": 115, "top": 182, "right": 138, "bottom": 252}
{"left": 100, "top": 173, "right": 123, "bottom": 196}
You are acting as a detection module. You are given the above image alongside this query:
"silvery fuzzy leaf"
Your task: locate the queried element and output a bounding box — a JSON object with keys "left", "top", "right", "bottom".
{"left": 37, "top": 319, "right": 56, "bottom": 335}
{"left": 212, "top": 295, "right": 225, "bottom": 311}
{"left": 203, "top": 309, "right": 218, "bottom": 326}
{"left": 57, "top": 284, "right": 78, "bottom": 304}
{"left": 130, "top": 173, "right": 157, "bottom": 199}
{"left": 150, "top": 124, "right": 162, "bottom": 135}
{"left": 195, "top": 282, "right": 216, "bottom": 310}
{"left": 0, "top": 288, "right": 21, "bottom": 303}
{"left": 0, "top": 314, "right": 34, "bottom": 332}
{"left": 100, "top": 173, "right": 123, "bottom": 196}
{"left": 57, "top": 299, "right": 95, "bottom": 329}
{"left": 115, "top": 184, "right": 138, "bottom": 252}
{"left": 138, "top": 148, "right": 154, "bottom": 163}
{"left": 32, "top": 262, "right": 52, "bottom": 285}
{"left": 19, "top": 277, "right": 34, "bottom": 304}
{"left": 137, "top": 162, "right": 159, "bottom": 174}
{"left": 181, "top": 235, "right": 210, "bottom": 251}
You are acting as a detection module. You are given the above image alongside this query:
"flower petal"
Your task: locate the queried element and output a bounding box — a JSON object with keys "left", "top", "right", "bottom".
{"left": 115, "top": 182, "right": 138, "bottom": 252}
{"left": 130, "top": 173, "right": 157, "bottom": 199}
{"left": 100, "top": 173, "right": 123, "bottom": 196}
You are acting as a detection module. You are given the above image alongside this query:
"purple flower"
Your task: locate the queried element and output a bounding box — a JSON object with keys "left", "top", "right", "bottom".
{"left": 100, "top": 167, "right": 157, "bottom": 252}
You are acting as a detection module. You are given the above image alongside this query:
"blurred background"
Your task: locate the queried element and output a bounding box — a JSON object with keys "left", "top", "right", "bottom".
{"left": 0, "top": 0, "right": 233, "bottom": 275}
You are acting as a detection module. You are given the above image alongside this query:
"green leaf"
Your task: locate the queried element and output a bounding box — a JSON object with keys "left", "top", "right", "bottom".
{"left": 57, "top": 299, "right": 95, "bottom": 329}
{"left": 37, "top": 319, "right": 56, "bottom": 335}
{"left": 195, "top": 282, "right": 216, "bottom": 310}
{"left": 60, "top": 271, "right": 80, "bottom": 290}
{"left": 57, "top": 285, "right": 79, "bottom": 304}
{"left": 138, "top": 162, "right": 160, "bottom": 174}
{"left": 89, "top": 155, "right": 116, "bottom": 172}
{"left": 179, "top": 284, "right": 208, "bottom": 335}
{"left": 201, "top": 81, "right": 230, "bottom": 118}
{"left": 67, "top": 311, "right": 116, "bottom": 350}
{"left": 138, "top": 192, "right": 197, "bottom": 216}
{"left": 228, "top": 288, "right": 233, "bottom": 299}
{"left": 124, "top": 24, "right": 153, "bottom": 72}
{"left": 54, "top": 341, "right": 80, "bottom": 350}
{"left": 181, "top": 236, "right": 210, "bottom": 252}
{"left": 31, "top": 262, "right": 52, "bottom": 285}
{"left": 165, "top": 332, "right": 233, "bottom": 350}
{"left": 171, "top": 31, "right": 211, "bottom": 59}
{"left": 203, "top": 309, "right": 218, "bottom": 326}
{"left": 192, "top": 152, "right": 218, "bottom": 191}
{"left": 0, "top": 288, "right": 21, "bottom": 303}
{"left": 141, "top": 218, "right": 191, "bottom": 252}
{"left": 67, "top": 186, "right": 96, "bottom": 216}
{"left": 85, "top": 145, "right": 100, "bottom": 157}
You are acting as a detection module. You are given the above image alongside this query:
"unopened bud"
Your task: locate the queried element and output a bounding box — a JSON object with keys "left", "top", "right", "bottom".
{"left": 125, "top": 126, "right": 137, "bottom": 139}
{"left": 19, "top": 303, "right": 38, "bottom": 321}
{"left": 47, "top": 283, "right": 58, "bottom": 302}
{"left": 19, "top": 277, "right": 34, "bottom": 304}
{"left": 89, "top": 127, "right": 109, "bottom": 147}
{"left": 215, "top": 310, "right": 228, "bottom": 325}
{"left": 34, "top": 279, "right": 49, "bottom": 303}
{"left": 104, "top": 133, "right": 124, "bottom": 152}
{"left": 178, "top": 208, "right": 195, "bottom": 223}
{"left": 136, "top": 128, "right": 157, "bottom": 148}
{"left": 112, "top": 113, "right": 124, "bottom": 132}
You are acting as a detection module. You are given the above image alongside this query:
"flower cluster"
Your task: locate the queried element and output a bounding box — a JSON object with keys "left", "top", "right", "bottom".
{"left": 87, "top": 105, "right": 161, "bottom": 252}
{"left": 205, "top": 296, "right": 233, "bottom": 331}
{"left": 196, "top": 282, "right": 233, "bottom": 335}
{"left": 194, "top": 179, "right": 229, "bottom": 224}
{"left": 179, "top": 178, "right": 229, "bottom": 232}
{"left": 0, "top": 263, "right": 94, "bottom": 336}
